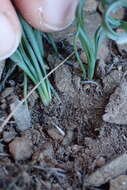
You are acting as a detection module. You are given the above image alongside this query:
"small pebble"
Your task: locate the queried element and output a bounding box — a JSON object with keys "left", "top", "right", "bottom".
{"left": 9, "top": 137, "right": 32, "bottom": 161}
{"left": 84, "top": 153, "right": 127, "bottom": 187}
{"left": 47, "top": 128, "right": 64, "bottom": 141}
{"left": 95, "top": 157, "right": 106, "bottom": 168}
{"left": 10, "top": 98, "right": 31, "bottom": 131}
{"left": 3, "top": 131, "right": 16, "bottom": 143}
{"left": 22, "top": 172, "right": 31, "bottom": 185}
{"left": 1, "top": 87, "right": 14, "bottom": 98}
{"left": 0, "top": 103, "right": 7, "bottom": 110}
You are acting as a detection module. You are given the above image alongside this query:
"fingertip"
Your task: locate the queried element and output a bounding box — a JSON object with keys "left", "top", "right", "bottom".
{"left": 0, "top": 13, "right": 21, "bottom": 61}
{"left": 13, "top": 0, "right": 79, "bottom": 32}
{"left": 0, "top": 0, "right": 21, "bottom": 61}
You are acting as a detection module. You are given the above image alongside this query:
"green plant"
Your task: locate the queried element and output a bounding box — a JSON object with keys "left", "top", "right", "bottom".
{"left": 102, "top": 0, "right": 127, "bottom": 44}
{"left": 74, "top": 0, "right": 127, "bottom": 80}
{"left": 74, "top": 0, "right": 105, "bottom": 80}
{"left": 10, "top": 16, "right": 55, "bottom": 106}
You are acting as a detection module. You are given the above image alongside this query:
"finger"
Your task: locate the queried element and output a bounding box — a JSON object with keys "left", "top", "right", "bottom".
{"left": 0, "top": 0, "right": 21, "bottom": 61}
{"left": 13, "top": 0, "right": 79, "bottom": 32}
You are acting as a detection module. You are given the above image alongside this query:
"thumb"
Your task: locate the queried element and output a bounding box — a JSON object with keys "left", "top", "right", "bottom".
{"left": 13, "top": 0, "right": 79, "bottom": 32}
{"left": 0, "top": 0, "right": 21, "bottom": 61}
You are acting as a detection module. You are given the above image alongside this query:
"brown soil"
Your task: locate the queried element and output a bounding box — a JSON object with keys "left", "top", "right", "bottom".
{"left": 1, "top": 3, "right": 127, "bottom": 190}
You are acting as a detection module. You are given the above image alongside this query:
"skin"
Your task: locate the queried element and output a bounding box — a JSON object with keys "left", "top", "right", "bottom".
{"left": 0, "top": 0, "right": 79, "bottom": 61}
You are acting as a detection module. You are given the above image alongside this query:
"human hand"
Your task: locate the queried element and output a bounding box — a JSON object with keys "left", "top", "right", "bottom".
{"left": 0, "top": 0, "right": 79, "bottom": 61}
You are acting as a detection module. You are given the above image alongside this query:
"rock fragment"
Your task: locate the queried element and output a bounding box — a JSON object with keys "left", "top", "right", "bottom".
{"left": 3, "top": 131, "right": 16, "bottom": 143}
{"left": 110, "top": 175, "right": 127, "bottom": 190}
{"left": 84, "top": 153, "right": 127, "bottom": 187}
{"left": 9, "top": 137, "right": 32, "bottom": 161}
{"left": 103, "top": 82, "right": 127, "bottom": 125}
{"left": 1, "top": 87, "right": 14, "bottom": 98}
{"left": 55, "top": 65, "right": 74, "bottom": 96}
{"left": 47, "top": 128, "right": 64, "bottom": 141}
{"left": 10, "top": 98, "right": 31, "bottom": 131}
{"left": 103, "top": 70, "right": 123, "bottom": 94}
{"left": 34, "top": 143, "right": 55, "bottom": 167}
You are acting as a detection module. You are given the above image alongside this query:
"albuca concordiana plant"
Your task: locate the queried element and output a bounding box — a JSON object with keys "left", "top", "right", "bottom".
{"left": 74, "top": 0, "right": 127, "bottom": 80}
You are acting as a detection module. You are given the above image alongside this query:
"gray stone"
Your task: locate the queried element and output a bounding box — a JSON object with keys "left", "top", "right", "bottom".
{"left": 110, "top": 175, "right": 127, "bottom": 190}
{"left": 3, "top": 131, "right": 16, "bottom": 143}
{"left": 84, "top": 153, "right": 127, "bottom": 187}
{"left": 47, "top": 128, "right": 64, "bottom": 141}
{"left": 55, "top": 65, "right": 75, "bottom": 96}
{"left": 10, "top": 98, "right": 31, "bottom": 131}
{"left": 103, "top": 70, "right": 123, "bottom": 94}
{"left": 36, "top": 143, "right": 55, "bottom": 166}
{"left": 1, "top": 87, "right": 14, "bottom": 98}
{"left": 103, "top": 82, "right": 127, "bottom": 125}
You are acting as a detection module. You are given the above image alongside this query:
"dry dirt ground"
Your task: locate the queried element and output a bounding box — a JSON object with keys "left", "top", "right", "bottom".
{"left": 1, "top": 1, "right": 127, "bottom": 190}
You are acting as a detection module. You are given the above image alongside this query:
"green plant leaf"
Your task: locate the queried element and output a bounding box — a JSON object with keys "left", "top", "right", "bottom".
{"left": 10, "top": 16, "right": 58, "bottom": 106}
{"left": 74, "top": 0, "right": 105, "bottom": 80}
{"left": 102, "top": 0, "right": 127, "bottom": 44}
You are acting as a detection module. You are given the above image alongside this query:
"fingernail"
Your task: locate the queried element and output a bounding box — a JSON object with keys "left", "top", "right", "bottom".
{"left": 41, "top": 0, "right": 79, "bottom": 31}
{"left": 0, "top": 13, "right": 20, "bottom": 61}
